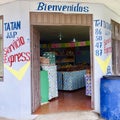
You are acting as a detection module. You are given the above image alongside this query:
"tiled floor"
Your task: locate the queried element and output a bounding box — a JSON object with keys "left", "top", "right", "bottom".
{"left": 34, "top": 88, "right": 92, "bottom": 114}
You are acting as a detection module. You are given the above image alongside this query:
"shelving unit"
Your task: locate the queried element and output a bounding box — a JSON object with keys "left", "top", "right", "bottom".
{"left": 52, "top": 48, "right": 75, "bottom": 69}
{"left": 41, "top": 46, "right": 75, "bottom": 69}
{"left": 56, "top": 55, "right": 75, "bottom": 63}
{"left": 40, "top": 42, "right": 90, "bottom": 71}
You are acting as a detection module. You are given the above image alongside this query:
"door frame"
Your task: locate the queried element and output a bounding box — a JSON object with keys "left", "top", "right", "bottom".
{"left": 30, "top": 25, "right": 40, "bottom": 113}
{"left": 30, "top": 12, "right": 95, "bottom": 112}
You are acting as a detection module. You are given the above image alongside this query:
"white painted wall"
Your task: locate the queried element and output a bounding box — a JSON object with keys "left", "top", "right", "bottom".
{"left": 0, "top": 1, "right": 34, "bottom": 119}
{"left": 0, "top": 0, "right": 120, "bottom": 119}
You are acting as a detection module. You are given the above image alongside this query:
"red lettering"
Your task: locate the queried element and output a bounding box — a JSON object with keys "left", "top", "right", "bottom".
{"left": 3, "top": 36, "right": 31, "bottom": 66}
{"left": 4, "top": 51, "right": 31, "bottom": 67}
{"left": 25, "top": 52, "right": 30, "bottom": 61}
{"left": 20, "top": 36, "right": 25, "bottom": 45}
{"left": 3, "top": 36, "right": 25, "bottom": 56}
{"left": 8, "top": 55, "right": 14, "bottom": 67}
{"left": 20, "top": 52, "right": 26, "bottom": 61}
{"left": 104, "top": 47, "right": 112, "bottom": 54}
{"left": 4, "top": 48, "right": 9, "bottom": 56}
{"left": 17, "top": 53, "right": 22, "bottom": 62}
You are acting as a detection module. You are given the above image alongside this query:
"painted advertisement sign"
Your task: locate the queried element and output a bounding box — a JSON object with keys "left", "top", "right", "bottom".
{"left": 94, "top": 19, "right": 112, "bottom": 75}
{"left": 4, "top": 21, "right": 30, "bottom": 80}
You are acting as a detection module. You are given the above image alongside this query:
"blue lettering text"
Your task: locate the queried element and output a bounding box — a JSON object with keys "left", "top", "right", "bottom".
{"left": 37, "top": 2, "right": 89, "bottom": 13}
{"left": 4, "top": 21, "right": 21, "bottom": 31}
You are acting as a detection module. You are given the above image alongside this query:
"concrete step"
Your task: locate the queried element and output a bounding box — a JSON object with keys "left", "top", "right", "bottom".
{"left": 34, "top": 111, "right": 105, "bottom": 120}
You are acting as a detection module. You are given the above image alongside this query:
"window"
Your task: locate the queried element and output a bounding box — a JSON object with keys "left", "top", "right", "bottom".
{"left": 0, "top": 16, "right": 3, "bottom": 81}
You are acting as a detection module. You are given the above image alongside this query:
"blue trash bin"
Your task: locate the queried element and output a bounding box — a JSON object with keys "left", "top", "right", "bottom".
{"left": 100, "top": 75, "right": 120, "bottom": 120}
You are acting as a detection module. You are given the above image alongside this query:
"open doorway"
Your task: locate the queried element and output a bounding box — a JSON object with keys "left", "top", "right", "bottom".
{"left": 30, "top": 12, "right": 94, "bottom": 114}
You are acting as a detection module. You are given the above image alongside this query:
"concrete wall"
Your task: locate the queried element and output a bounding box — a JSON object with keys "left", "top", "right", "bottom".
{"left": 0, "top": 0, "right": 120, "bottom": 119}
{"left": 0, "top": 1, "right": 32, "bottom": 119}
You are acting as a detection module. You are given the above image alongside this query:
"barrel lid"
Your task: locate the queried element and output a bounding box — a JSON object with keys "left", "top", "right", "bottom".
{"left": 103, "top": 75, "right": 120, "bottom": 80}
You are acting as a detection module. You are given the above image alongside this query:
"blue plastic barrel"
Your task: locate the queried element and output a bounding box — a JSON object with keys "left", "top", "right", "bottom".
{"left": 100, "top": 75, "right": 120, "bottom": 120}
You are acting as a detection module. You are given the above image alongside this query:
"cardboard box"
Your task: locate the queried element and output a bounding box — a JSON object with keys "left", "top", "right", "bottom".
{"left": 40, "top": 57, "right": 49, "bottom": 64}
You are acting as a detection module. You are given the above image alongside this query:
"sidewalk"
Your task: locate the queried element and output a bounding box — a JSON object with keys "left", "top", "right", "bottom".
{"left": 0, "top": 111, "right": 104, "bottom": 120}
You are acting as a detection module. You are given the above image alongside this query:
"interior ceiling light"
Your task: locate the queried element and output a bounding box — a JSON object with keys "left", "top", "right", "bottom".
{"left": 72, "top": 38, "right": 76, "bottom": 42}
{"left": 58, "top": 32, "right": 63, "bottom": 40}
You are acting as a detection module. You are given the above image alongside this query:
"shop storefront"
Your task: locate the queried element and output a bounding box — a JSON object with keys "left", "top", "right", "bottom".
{"left": 0, "top": 0, "right": 120, "bottom": 119}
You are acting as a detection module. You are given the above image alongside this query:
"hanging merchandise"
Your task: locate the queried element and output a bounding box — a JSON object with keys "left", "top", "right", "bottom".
{"left": 41, "top": 41, "right": 90, "bottom": 48}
